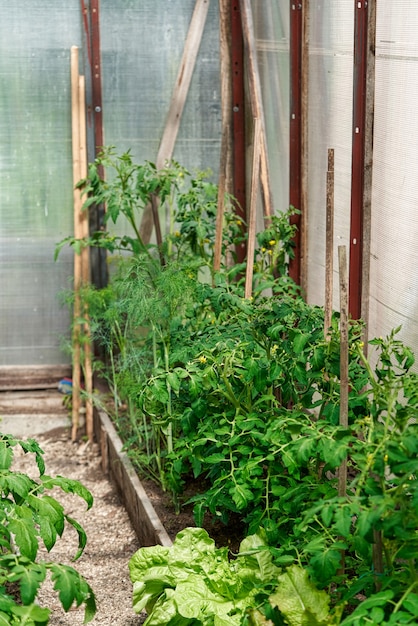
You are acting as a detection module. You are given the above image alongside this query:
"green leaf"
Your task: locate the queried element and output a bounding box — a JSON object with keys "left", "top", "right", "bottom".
{"left": 402, "top": 592, "right": 418, "bottom": 616}
{"left": 11, "top": 603, "right": 50, "bottom": 624}
{"left": 9, "top": 561, "right": 46, "bottom": 605}
{"left": 309, "top": 546, "right": 342, "bottom": 582}
{"left": 49, "top": 562, "right": 96, "bottom": 618}
{"left": 270, "top": 565, "right": 332, "bottom": 626}
{"left": 65, "top": 516, "right": 88, "bottom": 561}
{"left": 166, "top": 371, "right": 181, "bottom": 394}
{"left": 230, "top": 482, "right": 253, "bottom": 510}
{"left": 18, "top": 439, "right": 46, "bottom": 475}
{"left": 293, "top": 332, "right": 310, "bottom": 355}
{"left": 237, "top": 534, "right": 280, "bottom": 582}
{"left": 321, "top": 505, "right": 333, "bottom": 528}
{"left": 0, "top": 442, "right": 13, "bottom": 471}
{"left": 8, "top": 508, "right": 38, "bottom": 560}
{"left": 340, "top": 591, "right": 394, "bottom": 625}
{"left": 334, "top": 506, "right": 352, "bottom": 537}
{"left": 0, "top": 613, "right": 12, "bottom": 626}
{"left": 1, "top": 472, "right": 34, "bottom": 500}
{"left": 41, "top": 476, "right": 93, "bottom": 510}
{"left": 175, "top": 575, "right": 235, "bottom": 620}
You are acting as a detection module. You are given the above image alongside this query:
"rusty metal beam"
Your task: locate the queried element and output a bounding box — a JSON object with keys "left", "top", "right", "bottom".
{"left": 289, "top": 1, "right": 303, "bottom": 285}
{"left": 349, "top": 0, "right": 369, "bottom": 320}
{"left": 90, "top": 0, "right": 104, "bottom": 155}
{"left": 80, "top": 0, "right": 107, "bottom": 289}
{"left": 231, "top": 0, "right": 247, "bottom": 263}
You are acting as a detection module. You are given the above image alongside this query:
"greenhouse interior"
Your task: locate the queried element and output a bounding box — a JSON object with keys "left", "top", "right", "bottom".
{"left": 1, "top": 1, "right": 418, "bottom": 624}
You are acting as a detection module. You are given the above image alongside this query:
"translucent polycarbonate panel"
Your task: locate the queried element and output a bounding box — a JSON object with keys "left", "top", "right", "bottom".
{"left": 100, "top": 0, "right": 221, "bottom": 175}
{"left": 0, "top": 2, "right": 81, "bottom": 365}
{"left": 306, "top": 1, "right": 354, "bottom": 308}
{"left": 369, "top": 2, "right": 418, "bottom": 350}
{"left": 252, "top": 1, "right": 289, "bottom": 215}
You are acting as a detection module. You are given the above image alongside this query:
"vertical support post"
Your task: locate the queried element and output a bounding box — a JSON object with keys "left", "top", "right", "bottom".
{"left": 80, "top": 0, "right": 107, "bottom": 289}
{"left": 231, "top": 0, "right": 247, "bottom": 264}
{"left": 71, "top": 46, "right": 82, "bottom": 441}
{"left": 360, "top": 0, "right": 376, "bottom": 343}
{"left": 325, "top": 148, "right": 334, "bottom": 338}
{"left": 338, "top": 245, "right": 349, "bottom": 495}
{"left": 245, "top": 119, "right": 262, "bottom": 299}
{"left": 300, "top": 0, "right": 309, "bottom": 294}
{"left": 214, "top": 0, "right": 234, "bottom": 273}
{"left": 338, "top": 244, "right": 349, "bottom": 576}
{"left": 239, "top": 0, "right": 274, "bottom": 220}
{"left": 289, "top": 1, "right": 303, "bottom": 286}
{"left": 349, "top": 0, "right": 370, "bottom": 320}
{"left": 90, "top": 0, "right": 104, "bottom": 155}
{"left": 79, "top": 75, "right": 94, "bottom": 444}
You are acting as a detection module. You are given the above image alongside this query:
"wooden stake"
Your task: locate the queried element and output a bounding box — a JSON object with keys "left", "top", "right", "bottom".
{"left": 214, "top": 0, "right": 234, "bottom": 273}
{"left": 139, "top": 0, "right": 211, "bottom": 244}
{"left": 324, "top": 149, "right": 334, "bottom": 339}
{"left": 239, "top": 0, "right": 273, "bottom": 220}
{"left": 71, "top": 46, "right": 82, "bottom": 442}
{"left": 337, "top": 244, "right": 349, "bottom": 577}
{"left": 244, "top": 119, "right": 262, "bottom": 299}
{"left": 79, "top": 74, "right": 94, "bottom": 444}
{"left": 338, "top": 245, "right": 349, "bottom": 498}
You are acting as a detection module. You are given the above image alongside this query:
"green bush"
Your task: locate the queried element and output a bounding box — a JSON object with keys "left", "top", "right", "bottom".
{"left": 0, "top": 433, "right": 96, "bottom": 624}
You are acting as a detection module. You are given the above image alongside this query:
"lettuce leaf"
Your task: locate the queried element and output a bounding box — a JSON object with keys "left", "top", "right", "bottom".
{"left": 269, "top": 565, "right": 333, "bottom": 626}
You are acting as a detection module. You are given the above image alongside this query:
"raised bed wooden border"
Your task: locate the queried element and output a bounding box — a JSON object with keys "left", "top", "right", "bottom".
{"left": 93, "top": 409, "right": 172, "bottom": 548}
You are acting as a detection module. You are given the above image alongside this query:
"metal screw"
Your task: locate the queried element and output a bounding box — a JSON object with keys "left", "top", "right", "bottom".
{"left": 233, "top": 106, "right": 239, "bottom": 113}
{"left": 95, "top": 106, "right": 102, "bottom": 113}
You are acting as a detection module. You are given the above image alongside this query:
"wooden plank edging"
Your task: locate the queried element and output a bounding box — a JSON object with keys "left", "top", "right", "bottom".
{"left": 93, "top": 410, "right": 172, "bottom": 548}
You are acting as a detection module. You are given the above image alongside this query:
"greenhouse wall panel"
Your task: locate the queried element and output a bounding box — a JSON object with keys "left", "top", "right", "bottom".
{"left": 369, "top": 1, "right": 418, "bottom": 350}
{"left": 306, "top": 1, "right": 354, "bottom": 310}
{"left": 0, "top": 1, "right": 81, "bottom": 366}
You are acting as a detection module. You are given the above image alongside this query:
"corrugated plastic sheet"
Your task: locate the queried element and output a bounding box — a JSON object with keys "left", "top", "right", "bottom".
{"left": 306, "top": 0, "right": 354, "bottom": 310}
{"left": 0, "top": 1, "right": 80, "bottom": 365}
{"left": 369, "top": 1, "right": 418, "bottom": 350}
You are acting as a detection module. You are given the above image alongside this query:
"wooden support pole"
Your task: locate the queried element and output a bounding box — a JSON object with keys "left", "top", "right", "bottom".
{"left": 71, "top": 46, "right": 82, "bottom": 442}
{"left": 214, "top": 0, "right": 234, "bottom": 273}
{"left": 324, "top": 149, "right": 335, "bottom": 339}
{"left": 360, "top": 0, "right": 376, "bottom": 347}
{"left": 230, "top": 0, "right": 247, "bottom": 264}
{"left": 338, "top": 245, "right": 349, "bottom": 499}
{"left": 139, "top": 0, "right": 211, "bottom": 244}
{"left": 239, "top": 0, "right": 274, "bottom": 220}
{"left": 79, "top": 74, "right": 94, "bottom": 444}
{"left": 244, "top": 119, "right": 262, "bottom": 299}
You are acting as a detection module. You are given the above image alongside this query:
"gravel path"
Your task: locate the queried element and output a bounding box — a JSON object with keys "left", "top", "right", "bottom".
{"left": 11, "top": 428, "right": 146, "bottom": 625}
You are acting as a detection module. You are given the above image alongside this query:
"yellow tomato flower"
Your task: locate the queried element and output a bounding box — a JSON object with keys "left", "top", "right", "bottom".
{"left": 198, "top": 355, "right": 207, "bottom": 364}
{"left": 269, "top": 239, "right": 276, "bottom": 246}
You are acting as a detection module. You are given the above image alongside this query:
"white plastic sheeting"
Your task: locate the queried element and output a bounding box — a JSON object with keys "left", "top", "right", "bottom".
{"left": 0, "top": 1, "right": 80, "bottom": 365}
{"left": 0, "top": 1, "right": 222, "bottom": 367}
{"left": 304, "top": 2, "right": 418, "bottom": 354}
{"left": 252, "top": 1, "right": 289, "bottom": 214}
{"left": 306, "top": 1, "right": 354, "bottom": 310}
{"left": 369, "top": 1, "right": 418, "bottom": 350}
{"left": 100, "top": 0, "right": 221, "bottom": 174}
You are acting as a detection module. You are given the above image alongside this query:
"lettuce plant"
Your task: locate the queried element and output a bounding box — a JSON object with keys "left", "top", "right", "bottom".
{"left": 129, "top": 527, "right": 337, "bottom": 626}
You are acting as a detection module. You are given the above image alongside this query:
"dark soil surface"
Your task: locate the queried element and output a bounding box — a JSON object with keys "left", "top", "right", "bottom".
{"left": 139, "top": 475, "right": 245, "bottom": 553}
